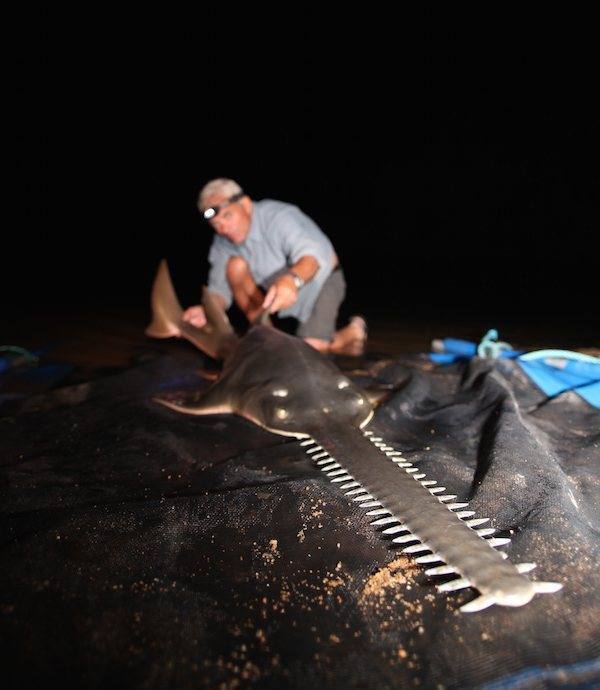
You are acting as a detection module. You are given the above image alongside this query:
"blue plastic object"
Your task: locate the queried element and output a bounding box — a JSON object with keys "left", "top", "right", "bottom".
{"left": 518, "top": 350, "right": 600, "bottom": 408}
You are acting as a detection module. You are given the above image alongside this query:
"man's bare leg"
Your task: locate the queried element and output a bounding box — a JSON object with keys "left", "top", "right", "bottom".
{"left": 304, "top": 316, "right": 367, "bottom": 356}
{"left": 226, "top": 256, "right": 265, "bottom": 322}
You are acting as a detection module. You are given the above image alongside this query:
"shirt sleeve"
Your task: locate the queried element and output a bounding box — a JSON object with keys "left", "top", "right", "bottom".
{"left": 273, "top": 208, "right": 334, "bottom": 272}
{"left": 207, "top": 240, "right": 233, "bottom": 309}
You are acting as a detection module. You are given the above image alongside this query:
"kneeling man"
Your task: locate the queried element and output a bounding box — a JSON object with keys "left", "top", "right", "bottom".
{"left": 182, "top": 178, "right": 366, "bottom": 356}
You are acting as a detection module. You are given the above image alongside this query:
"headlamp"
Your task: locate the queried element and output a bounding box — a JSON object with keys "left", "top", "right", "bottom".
{"left": 202, "top": 191, "right": 245, "bottom": 221}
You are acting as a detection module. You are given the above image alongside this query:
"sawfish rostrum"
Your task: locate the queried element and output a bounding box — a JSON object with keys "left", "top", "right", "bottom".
{"left": 146, "top": 260, "right": 562, "bottom": 612}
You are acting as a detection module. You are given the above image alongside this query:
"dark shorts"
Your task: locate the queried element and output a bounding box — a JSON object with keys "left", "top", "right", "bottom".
{"left": 296, "top": 267, "right": 346, "bottom": 341}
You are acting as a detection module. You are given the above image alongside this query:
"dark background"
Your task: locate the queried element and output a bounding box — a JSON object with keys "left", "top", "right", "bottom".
{"left": 8, "top": 16, "right": 599, "bottom": 340}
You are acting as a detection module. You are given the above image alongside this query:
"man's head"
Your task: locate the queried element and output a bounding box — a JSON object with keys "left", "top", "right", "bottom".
{"left": 198, "top": 178, "right": 253, "bottom": 245}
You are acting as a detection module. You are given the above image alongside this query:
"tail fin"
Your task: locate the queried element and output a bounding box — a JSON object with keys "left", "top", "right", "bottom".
{"left": 145, "top": 259, "right": 239, "bottom": 360}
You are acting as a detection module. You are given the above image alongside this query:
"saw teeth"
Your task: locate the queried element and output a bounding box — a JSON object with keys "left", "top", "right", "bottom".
{"left": 437, "top": 577, "right": 471, "bottom": 593}
{"left": 313, "top": 451, "right": 330, "bottom": 460}
{"left": 429, "top": 487, "right": 446, "bottom": 494}
{"left": 392, "top": 534, "right": 419, "bottom": 544}
{"left": 405, "top": 468, "right": 419, "bottom": 474}
{"left": 381, "top": 525, "right": 409, "bottom": 535}
{"left": 455, "top": 511, "right": 476, "bottom": 519}
{"left": 345, "top": 488, "right": 368, "bottom": 496}
{"left": 476, "top": 528, "right": 496, "bottom": 537}
{"left": 403, "top": 544, "right": 431, "bottom": 554}
{"left": 438, "top": 495, "right": 457, "bottom": 502}
{"left": 353, "top": 494, "right": 375, "bottom": 502}
{"left": 412, "top": 473, "right": 426, "bottom": 480}
{"left": 460, "top": 593, "right": 497, "bottom": 613}
{"left": 360, "top": 501, "right": 383, "bottom": 508}
{"left": 532, "top": 581, "right": 563, "bottom": 594}
{"left": 306, "top": 446, "right": 323, "bottom": 454}
{"left": 395, "top": 462, "right": 413, "bottom": 468}
{"left": 366, "top": 508, "right": 391, "bottom": 516}
{"left": 321, "top": 462, "right": 340, "bottom": 471}
{"left": 425, "top": 565, "right": 457, "bottom": 576}
{"left": 326, "top": 468, "right": 347, "bottom": 477}
{"left": 363, "top": 430, "right": 373, "bottom": 436}
{"left": 415, "top": 554, "right": 444, "bottom": 564}
{"left": 370, "top": 517, "right": 399, "bottom": 526}
{"left": 370, "top": 437, "right": 382, "bottom": 442}
{"left": 487, "top": 537, "right": 511, "bottom": 547}
{"left": 447, "top": 503, "right": 470, "bottom": 510}
{"left": 516, "top": 563, "right": 536, "bottom": 573}
{"left": 331, "top": 475, "right": 354, "bottom": 483}
{"left": 421, "top": 480, "right": 437, "bottom": 486}
{"left": 300, "top": 439, "right": 316, "bottom": 447}
{"left": 340, "top": 481, "right": 360, "bottom": 490}
{"left": 386, "top": 451, "right": 402, "bottom": 457}
{"left": 465, "top": 518, "right": 490, "bottom": 527}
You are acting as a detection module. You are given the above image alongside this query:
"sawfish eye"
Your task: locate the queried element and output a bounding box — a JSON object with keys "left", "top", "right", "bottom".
{"left": 275, "top": 407, "right": 289, "bottom": 420}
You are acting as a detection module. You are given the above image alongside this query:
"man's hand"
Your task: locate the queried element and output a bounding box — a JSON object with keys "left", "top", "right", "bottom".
{"left": 182, "top": 305, "right": 207, "bottom": 329}
{"left": 262, "top": 274, "right": 298, "bottom": 314}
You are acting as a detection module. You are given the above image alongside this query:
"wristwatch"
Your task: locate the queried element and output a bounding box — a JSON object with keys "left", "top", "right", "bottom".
{"left": 287, "top": 271, "right": 305, "bottom": 290}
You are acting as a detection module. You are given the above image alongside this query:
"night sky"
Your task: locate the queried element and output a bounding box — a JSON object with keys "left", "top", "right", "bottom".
{"left": 10, "top": 19, "right": 599, "bottom": 336}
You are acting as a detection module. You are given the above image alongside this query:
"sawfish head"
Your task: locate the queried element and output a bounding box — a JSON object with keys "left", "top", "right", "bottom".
{"left": 158, "top": 325, "right": 374, "bottom": 437}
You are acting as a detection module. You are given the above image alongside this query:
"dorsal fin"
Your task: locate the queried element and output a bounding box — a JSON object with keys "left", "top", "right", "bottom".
{"left": 145, "top": 259, "right": 239, "bottom": 360}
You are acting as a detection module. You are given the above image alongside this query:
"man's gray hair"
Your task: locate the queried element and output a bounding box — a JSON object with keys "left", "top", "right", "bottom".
{"left": 198, "top": 178, "right": 243, "bottom": 211}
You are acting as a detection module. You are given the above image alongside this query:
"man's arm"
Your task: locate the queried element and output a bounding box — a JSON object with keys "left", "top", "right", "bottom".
{"left": 262, "top": 255, "right": 319, "bottom": 314}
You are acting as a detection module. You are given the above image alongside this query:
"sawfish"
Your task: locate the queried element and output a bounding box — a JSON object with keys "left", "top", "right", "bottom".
{"left": 146, "top": 260, "right": 562, "bottom": 612}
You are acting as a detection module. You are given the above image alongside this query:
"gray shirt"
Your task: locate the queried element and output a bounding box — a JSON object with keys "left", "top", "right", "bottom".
{"left": 207, "top": 199, "right": 336, "bottom": 322}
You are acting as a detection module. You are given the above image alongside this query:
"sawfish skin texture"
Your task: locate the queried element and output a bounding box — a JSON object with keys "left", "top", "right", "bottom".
{"left": 157, "top": 325, "right": 373, "bottom": 437}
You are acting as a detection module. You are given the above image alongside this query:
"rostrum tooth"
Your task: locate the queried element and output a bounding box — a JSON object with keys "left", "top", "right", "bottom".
{"left": 415, "top": 554, "right": 444, "bottom": 564}
{"left": 353, "top": 494, "right": 374, "bottom": 502}
{"left": 360, "top": 501, "right": 382, "bottom": 508}
{"left": 300, "top": 439, "right": 316, "bottom": 446}
{"left": 366, "top": 508, "right": 391, "bottom": 516}
{"left": 476, "top": 528, "right": 496, "bottom": 537}
{"left": 413, "top": 473, "right": 426, "bottom": 479}
{"left": 437, "top": 577, "right": 471, "bottom": 593}
{"left": 370, "top": 517, "right": 399, "bottom": 526}
{"left": 326, "top": 468, "right": 346, "bottom": 476}
{"left": 316, "top": 457, "right": 333, "bottom": 465}
{"left": 487, "top": 537, "right": 511, "bottom": 547}
{"left": 460, "top": 593, "right": 497, "bottom": 613}
{"left": 381, "top": 525, "right": 408, "bottom": 535}
{"left": 340, "top": 481, "right": 360, "bottom": 490}
{"left": 455, "top": 511, "right": 476, "bottom": 519}
{"left": 313, "top": 452, "right": 330, "bottom": 460}
{"left": 532, "top": 581, "right": 563, "bottom": 593}
{"left": 421, "top": 480, "right": 437, "bottom": 486}
{"left": 425, "top": 565, "right": 457, "bottom": 576}
{"left": 392, "top": 533, "right": 419, "bottom": 544}
{"left": 403, "top": 544, "right": 431, "bottom": 554}
{"left": 438, "top": 495, "right": 457, "bottom": 502}
{"left": 331, "top": 475, "right": 354, "bottom": 483}
{"left": 447, "top": 503, "right": 470, "bottom": 510}
{"left": 322, "top": 464, "right": 341, "bottom": 472}
{"left": 306, "top": 446, "right": 323, "bottom": 454}
{"left": 430, "top": 487, "right": 447, "bottom": 494}
{"left": 345, "top": 488, "right": 368, "bottom": 496}
{"left": 516, "top": 563, "right": 536, "bottom": 573}
{"left": 465, "top": 518, "right": 490, "bottom": 527}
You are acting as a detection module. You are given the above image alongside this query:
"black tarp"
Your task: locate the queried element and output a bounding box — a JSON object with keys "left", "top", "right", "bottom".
{"left": 1, "top": 344, "right": 599, "bottom": 689}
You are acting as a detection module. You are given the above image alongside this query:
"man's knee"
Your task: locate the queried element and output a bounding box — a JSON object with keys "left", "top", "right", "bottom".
{"left": 226, "top": 256, "right": 250, "bottom": 284}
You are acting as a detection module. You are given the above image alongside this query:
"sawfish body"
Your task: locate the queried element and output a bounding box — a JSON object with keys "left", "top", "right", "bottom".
{"left": 146, "top": 260, "right": 562, "bottom": 612}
